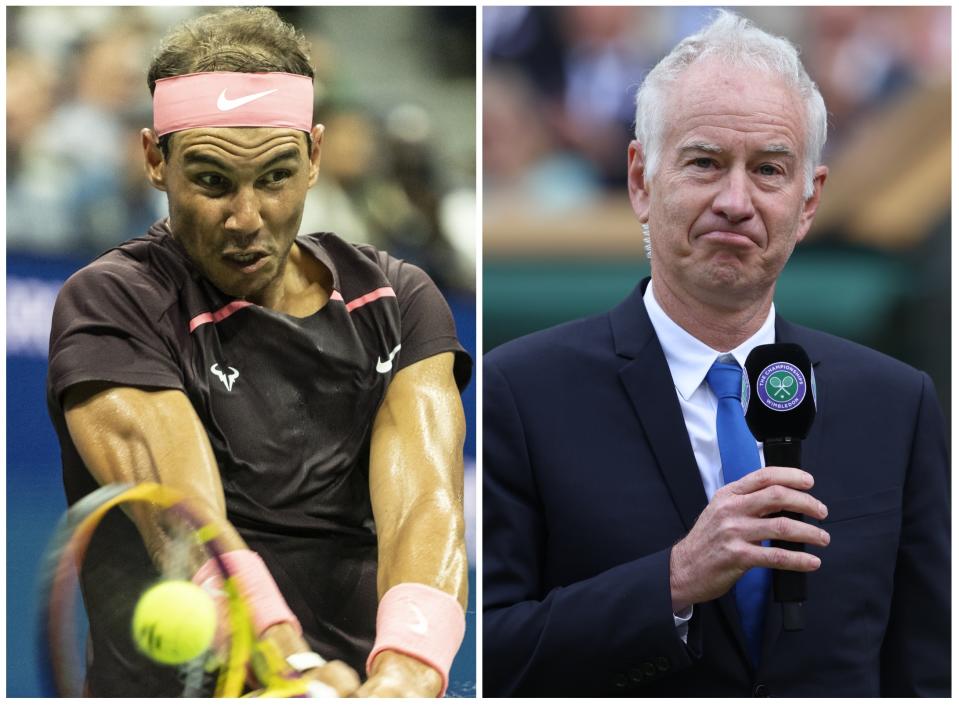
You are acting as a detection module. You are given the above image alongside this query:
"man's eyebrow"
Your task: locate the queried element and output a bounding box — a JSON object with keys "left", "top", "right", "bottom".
{"left": 676, "top": 142, "right": 797, "bottom": 160}
{"left": 182, "top": 152, "right": 229, "bottom": 170}
{"left": 678, "top": 142, "right": 723, "bottom": 154}
{"left": 261, "top": 148, "right": 302, "bottom": 169}
{"left": 181, "top": 148, "right": 302, "bottom": 170}
{"left": 761, "top": 144, "right": 796, "bottom": 158}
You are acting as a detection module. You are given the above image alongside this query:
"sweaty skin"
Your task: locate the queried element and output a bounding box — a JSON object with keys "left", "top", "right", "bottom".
{"left": 143, "top": 124, "right": 328, "bottom": 313}
{"left": 64, "top": 123, "right": 467, "bottom": 697}
{"left": 63, "top": 383, "right": 360, "bottom": 696}
{"left": 360, "top": 351, "right": 468, "bottom": 697}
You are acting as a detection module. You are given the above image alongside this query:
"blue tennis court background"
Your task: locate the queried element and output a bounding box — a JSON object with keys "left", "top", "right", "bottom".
{"left": 6, "top": 250, "right": 477, "bottom": 697}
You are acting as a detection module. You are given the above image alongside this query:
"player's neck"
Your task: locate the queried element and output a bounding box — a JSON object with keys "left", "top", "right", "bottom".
{"left": 256, "top": 243, "right": 334, "bottom": 317}
{"left": 651, "top": 276, "right": 772, "bottom": 353}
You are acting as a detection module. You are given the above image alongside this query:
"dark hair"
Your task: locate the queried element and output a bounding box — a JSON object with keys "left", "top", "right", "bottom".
{"left": 148, "top": 7, "right": 314, "bottom": 157}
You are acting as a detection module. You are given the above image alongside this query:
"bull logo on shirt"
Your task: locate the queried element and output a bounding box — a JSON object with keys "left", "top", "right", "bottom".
{"left": 210, "top": 363, "right": 240, "bottom": 391}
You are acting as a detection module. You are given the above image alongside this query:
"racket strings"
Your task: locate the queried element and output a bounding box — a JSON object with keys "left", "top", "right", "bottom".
{"left": 40, "top": 483, "right": 260, "bottom": 698}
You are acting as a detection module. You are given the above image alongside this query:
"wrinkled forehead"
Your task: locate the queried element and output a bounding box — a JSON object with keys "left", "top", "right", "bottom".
{"left": 662, "top": 59, "right": 807, "bottom": 153}
{"left": 167, "top": 126, "right": 309, "bottom": 165}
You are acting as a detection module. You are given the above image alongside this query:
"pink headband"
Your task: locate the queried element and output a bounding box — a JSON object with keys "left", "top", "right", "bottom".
{"left": 153, "top": 71, "right": 313, "bottom": 137}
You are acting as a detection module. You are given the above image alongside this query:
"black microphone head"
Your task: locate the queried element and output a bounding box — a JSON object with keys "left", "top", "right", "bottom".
{"left": 744, "top": 343, "right": 816, "bottom": 441}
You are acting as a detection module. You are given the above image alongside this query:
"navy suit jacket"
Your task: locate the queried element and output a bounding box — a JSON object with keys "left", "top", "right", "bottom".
{"left": 483, "top": 280, "right": 949, "bottom": 697}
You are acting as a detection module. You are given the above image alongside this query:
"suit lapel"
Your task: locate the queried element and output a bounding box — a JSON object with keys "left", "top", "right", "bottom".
{"left": 610, "top": 281, "right": 707, "bottom": 531}
{"left": 610, "top": 281, "right": 754, "bottom": 666}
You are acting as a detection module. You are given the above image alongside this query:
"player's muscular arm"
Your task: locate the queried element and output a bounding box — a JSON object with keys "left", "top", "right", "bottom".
{"left": 360, "top": 352, "right": 467, "bottom": 698}
{"left": 63, "top": 383, "right": 359, "bottom": 696}
{"left": 64, "top": 383, "right": 239, "bottom": 558}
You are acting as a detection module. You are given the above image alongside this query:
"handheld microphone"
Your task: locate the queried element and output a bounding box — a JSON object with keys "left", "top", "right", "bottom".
{"left": 743, "top": 343, "right": 816, "bottom": 631}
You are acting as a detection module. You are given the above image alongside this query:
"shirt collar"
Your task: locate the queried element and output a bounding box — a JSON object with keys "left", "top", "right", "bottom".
{"left": 643, "top": 279, "right": 776, "bottom": 401}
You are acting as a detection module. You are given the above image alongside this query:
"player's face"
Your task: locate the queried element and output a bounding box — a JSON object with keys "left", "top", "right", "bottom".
{"left": 145, "top": 125, "right": 323, "bottom": 303}
{"left": 629, "top": 59, "right": 826, "bottom": 311}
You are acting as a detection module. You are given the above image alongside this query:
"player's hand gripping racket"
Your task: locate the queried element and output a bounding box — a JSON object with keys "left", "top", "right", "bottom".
{"left": 38, "top": 482, "right": 342, "bottom": 697}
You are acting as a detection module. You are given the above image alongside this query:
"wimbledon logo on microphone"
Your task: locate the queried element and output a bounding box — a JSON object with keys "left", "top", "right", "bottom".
{"left": 756, "top": 362, "right": 806, "bottom": 412}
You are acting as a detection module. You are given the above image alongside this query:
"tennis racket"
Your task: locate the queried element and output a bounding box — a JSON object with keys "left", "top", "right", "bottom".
{"left": 38, "top": 481, "right": 327, "bottom": 697}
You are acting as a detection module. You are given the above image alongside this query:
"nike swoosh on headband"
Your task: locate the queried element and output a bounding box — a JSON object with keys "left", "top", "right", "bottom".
{"left": 153, "top": 73, "right": 313, "bottom": 136}
{"left": 216, "top": 88, "right": 279, "bottom": 112}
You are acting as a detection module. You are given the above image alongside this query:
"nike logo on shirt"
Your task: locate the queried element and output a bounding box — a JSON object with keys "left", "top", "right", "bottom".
{"left": 216, "top": 88, "right": 279, "bottom": 111}
{"left": 376, "top": 344, "right": 402, "bottom": 374}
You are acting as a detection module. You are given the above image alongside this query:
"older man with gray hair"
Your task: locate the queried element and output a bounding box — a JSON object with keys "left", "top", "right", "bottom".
{"left": 483, "top": 10, "right": 948, "bottom": 697}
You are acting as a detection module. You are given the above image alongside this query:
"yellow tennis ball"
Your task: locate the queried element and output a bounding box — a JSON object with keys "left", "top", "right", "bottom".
{"left": 132, "top": 580, "right": 217, "bottom": 665}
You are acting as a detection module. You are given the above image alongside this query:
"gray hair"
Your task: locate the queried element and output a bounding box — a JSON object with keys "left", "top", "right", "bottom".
{"left": 634, "top": 10, "right": 827, "bottom": 199}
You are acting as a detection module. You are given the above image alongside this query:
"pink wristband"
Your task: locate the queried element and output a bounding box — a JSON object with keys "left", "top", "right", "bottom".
{"left": 365, "top": 583, "right": 465, "bottom": 697}
{"left": 192, "top": 549, "right": 301, "bottom": 638}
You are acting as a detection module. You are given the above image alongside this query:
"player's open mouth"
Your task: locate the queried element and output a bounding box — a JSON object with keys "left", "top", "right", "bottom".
{"left": 222, "top": 251, "right": 269, "bottom": 274}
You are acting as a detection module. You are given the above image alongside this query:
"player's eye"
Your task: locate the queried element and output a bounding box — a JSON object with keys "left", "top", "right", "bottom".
{"left": 757, "top": 163, "right": 782, "bottom": 177}
{"left": 197, "top": 173, "right": 229, "bottom": 190}
{"left": 259, "top": 169, "right": 292, "bottom": 187}
{"left": 692, "top": 157, "right": 715, "bottom": 169}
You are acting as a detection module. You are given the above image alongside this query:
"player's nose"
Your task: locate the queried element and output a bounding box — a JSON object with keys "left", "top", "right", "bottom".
{"left": 711, "top": 167, "right": 755, "bottom": 224}
{"left": 223, "top": 186, "right": 263, "bottom": 236}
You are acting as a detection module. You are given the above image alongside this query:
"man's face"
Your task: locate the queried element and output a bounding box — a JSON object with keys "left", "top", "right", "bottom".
{"left": 629, "top": 59, "right": 826, "bottom": 310}
{"left": 144, "top": 126, "right": 321, "bottom": 302}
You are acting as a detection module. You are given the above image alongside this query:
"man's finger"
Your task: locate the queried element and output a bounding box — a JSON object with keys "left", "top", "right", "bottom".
{"left": 305, "top": 660, "right": 361, "bottom": 697}
{"left": 352, "top": 679, "right": 377, "bottom": 698}
{"left": 743, "top": 543, "right": 823, "bottom": 572}
{"left": 740, "top": 483, "right": 828, "bottom": 521}
{"left": 353, "top": 676, "right": 404, "bottom": 698}
{"left": 727, "top": 466, "right": 815, "bottom": 495}
{"left": 758, "top": 544, "right": 822, "bottom": 572}
{"left": 744, "top": 516, "right": 831, "bottom": 546}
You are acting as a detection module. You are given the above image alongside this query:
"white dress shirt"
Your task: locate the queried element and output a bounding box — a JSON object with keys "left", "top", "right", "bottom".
{"left": 643, "top": 280, "right": 776, "bottom": 640}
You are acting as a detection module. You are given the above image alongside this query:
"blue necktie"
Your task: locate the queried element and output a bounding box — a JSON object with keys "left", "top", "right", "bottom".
{"left": 706, "top": 360, "right": 769, "bottom": 666}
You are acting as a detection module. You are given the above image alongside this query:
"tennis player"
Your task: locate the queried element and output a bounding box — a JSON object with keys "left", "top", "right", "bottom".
{"left": 46, "top": 7, "right": 471, "bottom": 697}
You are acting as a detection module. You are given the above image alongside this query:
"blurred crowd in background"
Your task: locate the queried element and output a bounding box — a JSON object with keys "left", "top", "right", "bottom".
{"left": 484, "top": 5, "right": 949, "bottom": 223}
{"left": 483, "top": 6, "right": 950, "bottom": 418}
{"left": 7, "top": 5, "right": 476, "bottom": 292}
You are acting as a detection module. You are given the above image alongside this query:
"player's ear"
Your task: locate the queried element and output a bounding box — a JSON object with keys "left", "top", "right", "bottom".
{"left": 795, "top": 165, "right": 828, "bottom": 245}
{"left": 307, "top": 124, "right": 324, "bottom": 188}
{"left": 141, "top": 128, "right": 167, "bottom": 192}
{"left": 627, "top": 140, "right": 651, "bottom": 224}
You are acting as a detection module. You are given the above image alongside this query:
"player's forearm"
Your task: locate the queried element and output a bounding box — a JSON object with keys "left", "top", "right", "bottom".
{"left": 64, "top": 384, "right": 245, "bottom": 562}
{"left": 369, "top": 353, "right": 468, "bottom": 603}
{"left": 369, "top": 431, "right": 469, "bottom": 606}
{"left": 365, "top": 494, "right": 466, "bottom": 697}
{"left": 64, "top": 385, "right": 324, "bottom": 672}
{"left": 363, "top": 354, "right": 469, "bottom": 696}
{"left": 375, "top": 494, "right": 468, "bottom": 606}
